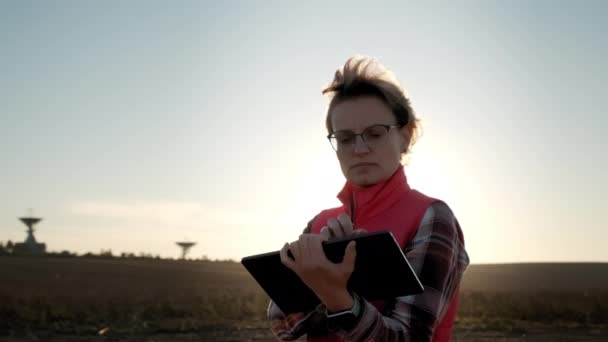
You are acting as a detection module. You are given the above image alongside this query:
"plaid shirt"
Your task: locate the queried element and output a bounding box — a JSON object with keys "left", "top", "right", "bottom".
{"left": 268, "top": 201, "right": 470, "bottom": 341}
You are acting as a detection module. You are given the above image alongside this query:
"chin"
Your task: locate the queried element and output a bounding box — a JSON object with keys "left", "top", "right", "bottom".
{"left": 349, "top": 173, "right": 380, "bottom": 188}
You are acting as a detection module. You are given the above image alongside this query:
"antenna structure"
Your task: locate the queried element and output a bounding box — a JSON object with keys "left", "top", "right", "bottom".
{"left": 175, "top": 241, "right": 196, "bottom": 260}
{"left": 16, "top": 209, "right": 46, "bottom": 254}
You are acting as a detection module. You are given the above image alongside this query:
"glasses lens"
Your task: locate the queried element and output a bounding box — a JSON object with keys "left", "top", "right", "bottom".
{"left": 331, "top": 131, "right": 355, "bottom": 151}
{"left": 329, "top": 136, "right": 338, "bottom": 151}
{"left": 362, "top": 125, "right": 389, "bottom": 147}
{"left": 328, "top": 125, "right": 395, "bottom": 151}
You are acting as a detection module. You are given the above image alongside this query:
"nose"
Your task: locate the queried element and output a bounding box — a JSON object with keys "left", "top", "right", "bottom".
{"left": 353, "top": 135, "right": 370, "bottom": 154}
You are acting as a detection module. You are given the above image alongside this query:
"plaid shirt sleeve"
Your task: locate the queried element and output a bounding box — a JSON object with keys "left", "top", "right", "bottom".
{"left": 342, "top": 201, "right": 470, "bottom": 341}
{"left": 267, "top": 216, "right": 329, "bottom": 341}
{"left": 268, "top": 202, "right": 470, "bottom": 341}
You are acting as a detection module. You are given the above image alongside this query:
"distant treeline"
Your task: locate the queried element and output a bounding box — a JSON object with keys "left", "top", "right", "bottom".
{"left": 0, "top": 240, "right": 232, "bottom": 262}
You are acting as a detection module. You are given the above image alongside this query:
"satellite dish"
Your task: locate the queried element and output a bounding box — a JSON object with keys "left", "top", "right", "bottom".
{"left": 175, "top": 241, "right": 196, "bottom": 259}
{"left": 16, "top": 209, "right": 46, "bottom": 254}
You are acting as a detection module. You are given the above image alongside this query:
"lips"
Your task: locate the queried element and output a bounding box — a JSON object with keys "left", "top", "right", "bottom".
{"left": 351, "top": 162, "right": 376, "bottom": 169}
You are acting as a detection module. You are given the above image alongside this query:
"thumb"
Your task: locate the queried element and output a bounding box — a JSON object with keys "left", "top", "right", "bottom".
{"left": 353, "top": 228, "right": 367, "bottom": 235}
{"left": 342, "top": 241, "right": 357, "bottom": 269}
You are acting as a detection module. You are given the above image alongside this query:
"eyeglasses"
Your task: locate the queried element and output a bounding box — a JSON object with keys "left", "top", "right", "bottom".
{"left": 327, "top": 124, "right": 401, "bottom": 152}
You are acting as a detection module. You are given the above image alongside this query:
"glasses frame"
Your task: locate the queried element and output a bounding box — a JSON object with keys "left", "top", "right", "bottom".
{"left": 327, "top": 123, "right": 402, "bottom": 152}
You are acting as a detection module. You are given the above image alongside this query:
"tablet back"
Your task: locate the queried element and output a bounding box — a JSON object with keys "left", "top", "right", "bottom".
{"left": 241, "top": 231, "right": 424, "bottom": 314}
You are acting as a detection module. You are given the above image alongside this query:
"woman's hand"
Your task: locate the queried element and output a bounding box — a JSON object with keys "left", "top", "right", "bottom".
{"left": 279, "top": 233, "right": 357, "bottom": 312}
{"left": 321, "top": 213, "right": 367, "bottom": 239}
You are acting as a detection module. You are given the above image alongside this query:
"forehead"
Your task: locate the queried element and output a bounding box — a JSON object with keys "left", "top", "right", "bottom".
{"left": 330, "top": 96, "right": 394, "bottom": 131}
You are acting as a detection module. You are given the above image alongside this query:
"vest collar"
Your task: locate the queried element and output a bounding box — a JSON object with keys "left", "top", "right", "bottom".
{"left": 337, "top": 165, "right": 411, "bottom": 223}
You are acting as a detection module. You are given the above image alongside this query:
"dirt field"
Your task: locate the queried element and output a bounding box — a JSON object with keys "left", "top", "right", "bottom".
{"left": 0, "top": 256, "right": 606, "bottom": 341}
{"left": 1, "top": 325, "right": 606, "bottom": 341}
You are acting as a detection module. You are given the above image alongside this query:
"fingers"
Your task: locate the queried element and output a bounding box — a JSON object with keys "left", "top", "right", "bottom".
{"left": 353, "top": 228, "right": 368, "bottom": 236}
{"left": 326, "top": 218, "right": 342, "bottom": 238}
{"left": 320, "top": 226, "right": 331, "bottom": 240}
{"left": 300, "top": 234, "right": 313, "bottom": 259}
{"left": 328, "top": 215, "right": 353, "bottom": 238}
{"left": 337, "top": 214, "right": 354, "bottom": 234}
{"left": 289, "top": 240, "right": 301, "bottom": 261}
{"left": 279, "top": 243, "right": 296, "bottom": 270}
{"left": 282, "top": 217, "right": 361, "bottom": 272}
{"left": 342, "top": 240, "right": 357, "bottom": 270}
{"left": 283, "top": 235, "right": 324, "bottom": 264}
{"left": 307, "top": 234, "right": 327, "bottom": 263}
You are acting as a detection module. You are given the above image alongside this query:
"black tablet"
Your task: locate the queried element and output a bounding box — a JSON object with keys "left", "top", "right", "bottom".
{"left": 241, "top": 231, "right": 423, "bottom": 314}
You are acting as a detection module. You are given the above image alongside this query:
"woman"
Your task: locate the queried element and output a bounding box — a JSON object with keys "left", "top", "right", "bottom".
{"left": 268, "top": 56, "right": 470, "bottom": 342}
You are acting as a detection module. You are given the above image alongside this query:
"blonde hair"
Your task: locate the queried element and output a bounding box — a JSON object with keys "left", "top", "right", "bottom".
{"left": 322, "top": 56, "right": 422, "bottom": 159}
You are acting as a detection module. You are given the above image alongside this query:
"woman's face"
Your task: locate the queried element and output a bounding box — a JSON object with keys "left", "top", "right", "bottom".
{"left": 330, "top": 96, "right": 408, "bottom": 187}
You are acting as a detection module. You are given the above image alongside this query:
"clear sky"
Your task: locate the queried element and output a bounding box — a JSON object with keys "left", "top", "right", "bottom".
{"left": 1, "top": 1, "right": 606, "bottom": 263}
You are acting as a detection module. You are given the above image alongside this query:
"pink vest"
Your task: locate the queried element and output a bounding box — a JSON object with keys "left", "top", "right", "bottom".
{"left": 307, "top": 166, "right": 459, "bottom": 342}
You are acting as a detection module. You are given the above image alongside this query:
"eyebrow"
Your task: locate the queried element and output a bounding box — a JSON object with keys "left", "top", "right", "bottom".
{"left": 332, "top": 123, "right": 392, "bottom": 133}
